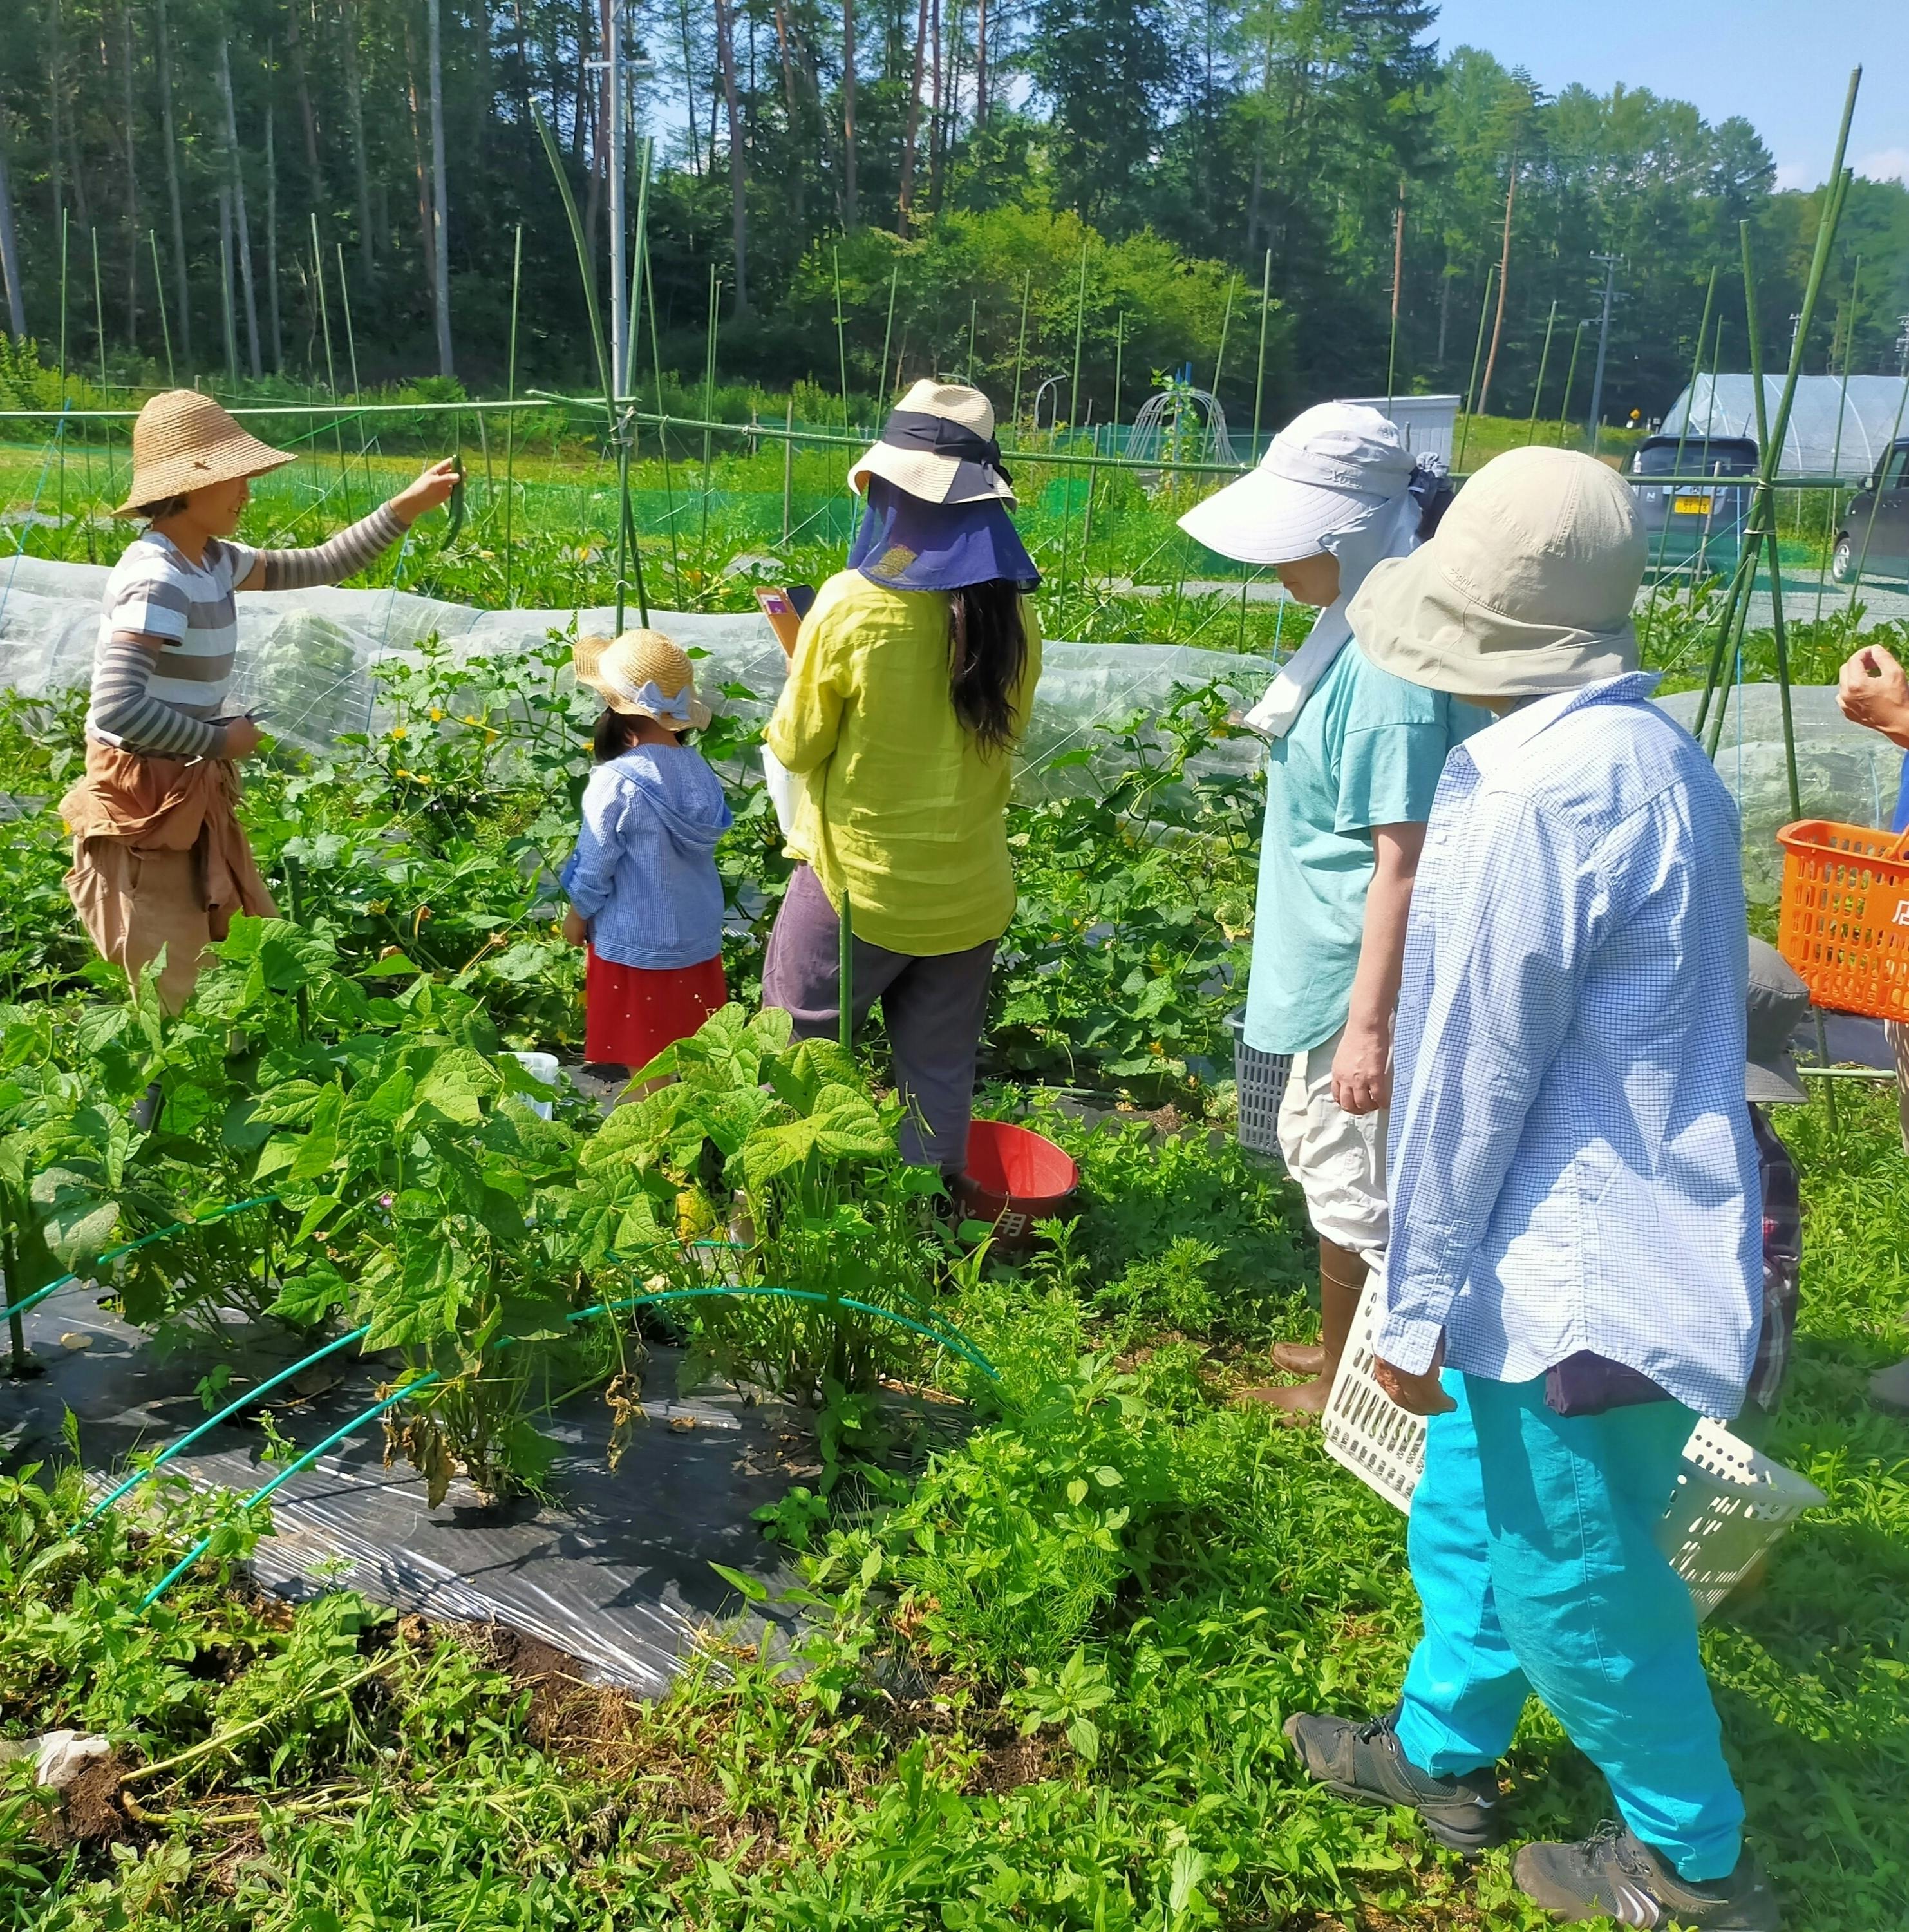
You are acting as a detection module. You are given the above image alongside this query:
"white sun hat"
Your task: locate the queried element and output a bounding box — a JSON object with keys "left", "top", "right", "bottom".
{"left": 1178, "top": 401, "right": 1417, "bottom": 565}
{"left": 1349, "top": 446, "right": 1646, "bottom": 700}
{"left": 848, "top": 381, "right": 1015, "bottom": 506}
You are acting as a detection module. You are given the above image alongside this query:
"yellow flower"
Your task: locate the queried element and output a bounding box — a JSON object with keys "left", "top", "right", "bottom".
{"left": 429, "top": 708, "right": 444, "bottom": 722}
{"left": 388, "top": 725, "right": 407, "bottom": 741}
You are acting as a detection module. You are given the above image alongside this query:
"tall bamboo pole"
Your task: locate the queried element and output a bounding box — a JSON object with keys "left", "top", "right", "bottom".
{"left": 1639, "top": 263, "right": 1718, "bottom": 644}
{"left": 1384, "top": 182, "right": 1404, "bottom": 410}
{"left": 503, "top": 223, "right": 522, "bottom": 607}
{"left": 878, "top": 263, "right": 899, "bottom": 410}
{"left": 1554, "top": 320, "right": 1588, "bottom": 449}
{"left": 644, "top": 230, "right": 686, "bottom": 602}
{"left": 310, "top": 213, "right": 353, "bottom": 518}
{"left": 1010, "top": 272, "right": 1030, "bottom": 426}
{"left": 1066, "top": 241, "right": 1087, "bottom": 430}
{"left": 1523, "top": 301, "right": 1557, "bottom": 447}
{"left": 1210, "top": 272, "right": 1235, "bottom": 400}
{"left": 149, "top": 231, "right": 175, "bottom": 384}
{"left": 1248, "top": 253, "right": 1274, "bottom": 460}
{"left": 1696, "top": 75, "right": 1860, "bottom": 747}
{"left": 1454, "top": 265, "right": 1496, "bottom": 471}
{"left": 832, "top": 245, "right": 851, "bottom": 428}
{"left": 89, "top": 226, "right": 107, "bottom": 393}
{"left": 699, "top": 267, "right": 720, "bottom": 573}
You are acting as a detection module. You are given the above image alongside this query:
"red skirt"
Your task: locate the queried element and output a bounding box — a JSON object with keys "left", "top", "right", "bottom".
{"left": 584, "top": 947, "right": 728, "bottom": 1070}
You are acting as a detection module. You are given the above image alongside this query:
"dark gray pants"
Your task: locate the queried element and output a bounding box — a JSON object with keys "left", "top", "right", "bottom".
{"left": 762, "top": 864, "right": 995, "bottom": 1174}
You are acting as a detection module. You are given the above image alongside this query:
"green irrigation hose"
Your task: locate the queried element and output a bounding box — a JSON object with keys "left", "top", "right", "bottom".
{"left": 136, "top": 1278, "right": 998, "bottom": 1609}
{"left": 1, "top": 1194, "right": 281, "bottom": 1327}
{"left": 84, "top": 1323, "right": 374, "bottom": 1523}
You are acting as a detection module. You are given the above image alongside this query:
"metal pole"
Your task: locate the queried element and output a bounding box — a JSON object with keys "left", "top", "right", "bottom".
{"left": 1585, "top": 252, "right": 1623, "bottom": 454}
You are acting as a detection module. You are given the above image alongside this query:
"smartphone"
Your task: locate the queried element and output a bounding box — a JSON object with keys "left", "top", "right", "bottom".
{"left": 755, "top": 585, "right": 816, "bottom": 656}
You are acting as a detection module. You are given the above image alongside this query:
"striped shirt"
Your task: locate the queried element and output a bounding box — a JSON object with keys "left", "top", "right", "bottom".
{"left": 89, "top": 533, "right": 256, "bottom": 755}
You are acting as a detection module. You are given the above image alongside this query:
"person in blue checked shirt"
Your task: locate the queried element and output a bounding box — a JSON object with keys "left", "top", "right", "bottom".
{"left": 1283, "top": 449, "right": 1780, "bottom": 1932}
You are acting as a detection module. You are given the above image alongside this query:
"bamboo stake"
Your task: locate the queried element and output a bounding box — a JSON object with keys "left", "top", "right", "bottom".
{"left": 149, "top": 230, "right": 175, "bottom": 385}
{"left": 1252, "top": 249, "right": 1272, "bottom": 453}
{"left": 966, "top": 295, "right": 977, "bottom": 384}
{"left": 1066, "top": 241, "right": 1087, "bottom": 431}
{"left": 57, "top": 212, "right": 67, "bottom": 542}
{"left": 503, "top": 223, "right": 522, "bottom": 607}
{"left": 89, "top": 226, "right": 107, "bottom": 393}
{"left": 1554, "top": 320, "right": 1588, "bottom": 450}
{"left": 832, "top": 244, "right": 850, "bottom": 430}
{"left": 1211, "top": 272, "right": 1235, "bottom": 399}
{"left": 878, "top": 263, "right": 899, "bottom": 410}
{"left": 310, "top": 214, "right": 352, "bottom": 520}
{"left": 1810, "top": 252, "right": 1859, "bottom": 627}
{"left": 643, "top": 230, "right": 686, "bottom": 602}
{"left": 1385, "top": 182, "right": 1404, "bottom": 410}
{"left": 1523, "top": 299, "right": 1557, "bottom": 447}
{"left": 1454, "top": 265, "right": 1496, "bottom": 472}
{"left": 782, "top": 397, "right": 795, "bottom": 544}
{"left": 1010, "top": 272, "right": 1030, "bottom": 426}
{"left": 699, "top": 267, "right": 720, "bottom": 574}
{"left": 335, "top": 240, "right": 373, "bottom": 499}
{"left": 1640, "top": 264, "right": 1718, "bottom": 645}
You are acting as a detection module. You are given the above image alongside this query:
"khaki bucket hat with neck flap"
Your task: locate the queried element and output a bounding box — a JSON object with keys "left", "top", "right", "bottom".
{"left": 1349, "top": 446, "right": 1646, "bottom": 699}
{"left": 114, "top": 388, "right": 296, "bottom": 517}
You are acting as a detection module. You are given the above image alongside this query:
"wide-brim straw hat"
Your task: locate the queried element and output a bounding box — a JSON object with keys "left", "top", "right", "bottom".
{"left": 1349, "top": 446, "right": 1646, "bottom": 699}
{"left": 848, "top": 380, "right": 1015, "bottom": 507}
{"left": 1178, "top": 401, "right": 1416, "bottom": 565}
{"left": 114, "top": 388, "right": 296, "bottom": 516}
{"left": 574, "top": 629, "right": 713, "bottom": 731}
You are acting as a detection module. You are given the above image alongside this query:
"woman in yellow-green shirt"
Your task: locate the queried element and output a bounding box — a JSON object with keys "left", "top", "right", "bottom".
{"left": 764, "top": 381, "right": 1042, "bottom": 1177}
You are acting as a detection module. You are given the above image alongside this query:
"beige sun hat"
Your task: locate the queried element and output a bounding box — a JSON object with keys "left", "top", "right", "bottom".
{"left": 1349, "top": 446, "right": 1646, "bottom": 699}
{"left": 848, "top": 380, "right": 1015, "bottom": 506}
{"left": 574, "top": 629, "right": 712, "bottom": 731}
{"left": 113, "top": 388, "right": 296, "bottom": 517}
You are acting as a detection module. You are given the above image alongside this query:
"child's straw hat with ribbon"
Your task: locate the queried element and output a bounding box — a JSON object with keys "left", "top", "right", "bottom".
{"left": 114, "top": 389, "right": 296, "bottom": 516}
{"left": 574, "top": 629, "right": 712, "bottom": 731}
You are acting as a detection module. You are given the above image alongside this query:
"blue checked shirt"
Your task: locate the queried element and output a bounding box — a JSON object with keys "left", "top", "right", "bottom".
{"left": 1378, "top": 673, "right": 1763, "bottom": 1421}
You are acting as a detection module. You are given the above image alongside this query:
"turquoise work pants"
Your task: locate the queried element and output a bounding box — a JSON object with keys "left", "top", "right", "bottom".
{"left": 1393, "top": 1372, "right": 1745, "bottom": 1882}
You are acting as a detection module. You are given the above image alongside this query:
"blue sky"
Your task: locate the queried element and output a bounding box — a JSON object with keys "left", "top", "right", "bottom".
{"left": 1428, "top": 1, "right": 1907, "bottom": 190}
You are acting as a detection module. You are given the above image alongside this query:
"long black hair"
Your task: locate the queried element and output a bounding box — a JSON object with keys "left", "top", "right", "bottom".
{"left": 947, "top": 579, "right": 1030, "bottom": 755}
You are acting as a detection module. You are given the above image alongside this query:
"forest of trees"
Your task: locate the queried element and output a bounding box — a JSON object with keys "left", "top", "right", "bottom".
{"left": 0, "top": 0, "right": 1904, "bottom": 430}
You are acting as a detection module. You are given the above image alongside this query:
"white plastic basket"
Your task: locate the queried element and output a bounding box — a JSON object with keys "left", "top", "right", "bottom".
{"left": 1321, "top": 1275, "right": 1825, "bottom": 1618}
{"left": 1657, "top": 1419, "right": 1827, "bottom": 1620}
{"left": 1225, "top": 1010, "right": 1292, "bottom": 1162}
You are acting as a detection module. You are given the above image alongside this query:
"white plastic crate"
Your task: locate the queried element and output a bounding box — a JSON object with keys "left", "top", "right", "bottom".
{"left": 1321, "top": 1276, "right": 1825, "bottom": 1618}
{"left": 1225, "top": 1010, "right": 1292, "bottom": 1162}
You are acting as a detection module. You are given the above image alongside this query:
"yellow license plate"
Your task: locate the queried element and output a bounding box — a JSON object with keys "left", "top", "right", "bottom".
{"left": 1673, "top": 494, "right": 1714, "bottom": 515}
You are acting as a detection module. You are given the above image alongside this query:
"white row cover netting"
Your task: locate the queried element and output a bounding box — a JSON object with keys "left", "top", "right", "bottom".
{"left": 1660, "top": 374, "right": 1909, "bottom": 480}
{"left": 3, "top": 556, "right": 1899, "bottom": 897}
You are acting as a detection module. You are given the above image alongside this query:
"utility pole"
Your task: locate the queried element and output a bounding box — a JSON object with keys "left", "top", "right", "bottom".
{"left": 1585, "top": 252, "right": 1623, "bottom": 454}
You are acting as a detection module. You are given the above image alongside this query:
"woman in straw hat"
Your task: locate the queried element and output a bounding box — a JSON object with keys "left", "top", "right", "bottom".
{"left": 1284, "top": 449, "right": 1778, "bottom": 1931}
{"left": 762, "top": 379, "right": 1041, "bottom": 1182}
{"left": 1176, "top": 402, "right": 1484, "bottom": 1416}
{"left": 61, "top": 388, "right": 458, "bottom": 1010}
{"left": 559, "top": 629, "right": 733, "bottom": 1081}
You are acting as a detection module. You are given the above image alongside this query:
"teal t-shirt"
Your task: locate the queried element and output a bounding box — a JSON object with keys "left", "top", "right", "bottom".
{"left": 1243, "top": 639, "right": 1487, "bottom": 1056}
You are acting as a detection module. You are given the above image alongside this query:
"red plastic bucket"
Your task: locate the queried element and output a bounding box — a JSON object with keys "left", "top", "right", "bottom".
{"left": 958, "top": 1120, "right": 1080, "bottom": 1255}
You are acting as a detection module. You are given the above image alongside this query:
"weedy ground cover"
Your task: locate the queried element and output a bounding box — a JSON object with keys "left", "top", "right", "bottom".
{"left": 2, "top": 1085, "right": 1904, "bottom": 1929}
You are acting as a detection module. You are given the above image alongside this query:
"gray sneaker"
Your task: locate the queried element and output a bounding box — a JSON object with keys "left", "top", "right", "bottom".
{"left": 1283, "top": 1709, "right": 1503, "bottom": 1853}
{"left": 1514, "top": 1822, "right": 1780, "bottom": 1929}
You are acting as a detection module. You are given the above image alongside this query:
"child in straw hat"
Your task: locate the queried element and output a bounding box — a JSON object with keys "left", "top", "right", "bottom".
{"left": 560, "top": 630, "right": 733, "bottom": 1081}
{"left": 61, "top": 388, "right": 458, "bottom": 1011}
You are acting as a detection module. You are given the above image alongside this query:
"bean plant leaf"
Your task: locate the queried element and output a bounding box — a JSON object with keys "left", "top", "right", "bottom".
{"left": 708, "top": 1561, "right": 771, "bottom": 1604}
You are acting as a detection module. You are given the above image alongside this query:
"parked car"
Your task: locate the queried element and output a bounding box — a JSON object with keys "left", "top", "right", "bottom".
{"left": 1628, "top": 434, "right": 1758, "bottom": 576}
{"left": 1832, "top": 437, "right": 1909, "bottom": 585}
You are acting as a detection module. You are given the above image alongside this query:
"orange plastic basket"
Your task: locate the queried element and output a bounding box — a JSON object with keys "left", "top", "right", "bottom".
{"left": 1775, "top": 819, "right": 1909, "bottom": 1023}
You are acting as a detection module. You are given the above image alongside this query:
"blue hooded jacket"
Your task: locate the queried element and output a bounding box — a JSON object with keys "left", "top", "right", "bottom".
{"left": 560, "top": 743, "right": 733, "bottom": 970}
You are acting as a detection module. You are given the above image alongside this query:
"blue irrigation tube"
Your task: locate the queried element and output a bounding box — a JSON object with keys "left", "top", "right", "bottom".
{"left": 137, "top": 1278, "right": 997, "bottom": 1608}
{"left": 85, "top": 1323, "right": 374, "bottom": 1523}
{"left": 140, "top": 1374, "right": 441, "bottom": 1610}
{"left": 1, "top": 1194, "right": 282, "bottom": 1326}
